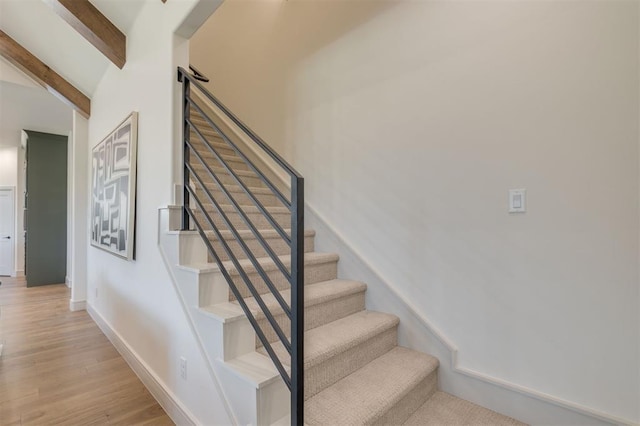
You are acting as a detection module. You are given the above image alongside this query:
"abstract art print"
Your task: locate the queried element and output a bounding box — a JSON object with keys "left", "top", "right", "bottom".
{"left": 91, "top": 112, "right": 138, "bottom": 260}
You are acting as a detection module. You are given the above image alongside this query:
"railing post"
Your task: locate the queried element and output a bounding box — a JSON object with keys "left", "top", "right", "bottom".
{"left": 180, "top": 70, "right": 191, "bottom": 231}
{"left": 291, "top": 176, "right": 304, "bottom": 426}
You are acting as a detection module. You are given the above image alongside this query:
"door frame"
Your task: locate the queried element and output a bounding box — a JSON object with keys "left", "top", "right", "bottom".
{"left": 0, "top": 186, "right": 16, "bottom": 277}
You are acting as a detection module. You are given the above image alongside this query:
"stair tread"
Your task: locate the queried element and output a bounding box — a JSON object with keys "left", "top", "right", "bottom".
{"left": 214, "top": 153, "right": 245, "bottom": 163}
{"left": 194, "top": 184, "right": 277, "bottom": 197}
{"left": 201, "top": 279, "right": 365, "bottom": 323}
{"left": 197, "top": 203, "right": 290, "bottom": 214}
{"left": 189, "top": 142, "right": 236, "bottom": 155}
{"left": 223, "top": 351, "right": 284, "bottom": 389}
{"left": 305, "top": 346, "right": 438, "bottom": 426}
{"left": 402, "top": 391, "right": 525, "bottom": 426}
{"left": 189, "top": 132, "right": 224, "bottom": 142}
{"left": 189, "top": 140, "right": 233, "bottom": 151}
{"left": 189, "top": 148, "right": 244, "bottom": 163}
{"left": 204, "top": 228, "right": 314, "bottom": 240}
{"left": 261, "top": 310, "right": 398, "bottom": 369}
{"left": 194, "top": 183, "right": 279, "bottom": 196}
{"left": 234, "top": 279, "right": 366, "bottom": 317}
{"left": 179, "top": 251, "right": 339, "bottom": 274}
{"left": 189, "top": 127, "right": 223, "bottom": 136}
{"left": 195, "top": 166, "right": 259, "bottom": 178}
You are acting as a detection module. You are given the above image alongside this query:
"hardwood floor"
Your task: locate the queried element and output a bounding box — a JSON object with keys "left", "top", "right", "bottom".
{"left": 0, "top": 276, "right": 173, "bottom": 425}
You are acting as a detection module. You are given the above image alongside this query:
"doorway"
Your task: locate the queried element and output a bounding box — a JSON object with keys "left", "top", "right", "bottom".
{"left": 0, "top": 187, "right": 15, "bottom": 277}
{"left": 25, "top": 131, "right": 68, "bottom": 287}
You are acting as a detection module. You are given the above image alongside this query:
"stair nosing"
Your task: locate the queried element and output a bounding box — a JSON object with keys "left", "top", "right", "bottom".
{"left": 305, "top": 346, "right": 439, "bottom": 425}
{"left": 197, "top": 204, "right": 290, "bottom": 214}
{"left": 178, "top": 251, "right": 339, "bottom": 274}
{"left": 228, "top": 279, "right": 367, "bottom": 319}
{"left": 303, "top": 310, "right": 399, "bottom": 368}
{"left": 194, "top": 166, "right": 260, "bottom": 178}
{"left": 194, "top": 184, "right": 278, "bottom": 196}
{"left": 262, "top": 310, "right": 399, "bottom": 369}
{"left": 219, "top": 352, "right": 286, "bottom": 389}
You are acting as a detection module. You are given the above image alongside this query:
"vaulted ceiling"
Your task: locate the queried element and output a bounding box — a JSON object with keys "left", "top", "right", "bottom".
{"left": 0, "top": 0, "right": 146, "bottom": 144}
{"left": 0, "top": 0, "right": 145, "bottom": 95}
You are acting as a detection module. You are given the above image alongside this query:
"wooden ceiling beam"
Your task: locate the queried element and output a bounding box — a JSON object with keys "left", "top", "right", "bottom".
{"left": 0, "top": 30, "right": 91, "bottom": 118}
{"left": 45, "top": 0, "right": 126, "bottom": 69}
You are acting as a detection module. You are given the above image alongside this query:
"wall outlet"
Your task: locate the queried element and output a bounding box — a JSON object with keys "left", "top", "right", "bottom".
{"left": 179, "top": 356, "right": 187, "bottom": 380}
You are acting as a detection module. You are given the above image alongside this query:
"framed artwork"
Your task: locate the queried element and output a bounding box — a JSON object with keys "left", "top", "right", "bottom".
{"left": 91, "top": 112, "right": 138, "bottom": 260}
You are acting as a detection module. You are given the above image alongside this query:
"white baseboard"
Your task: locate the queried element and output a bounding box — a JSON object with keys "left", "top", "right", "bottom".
{"left": 69, "top": 299, "right": 86, "bottom": 311}
{"left": 87, "top": 303, "right": 197, "bottom": 426}
{"left": 15, "top": 270, "right": 24, "bottom": 277}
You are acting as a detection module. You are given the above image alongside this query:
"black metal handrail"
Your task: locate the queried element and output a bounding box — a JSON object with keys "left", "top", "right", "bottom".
{"left": 177, "top": 66, "right": 304, "bottom": 426}
{"left": 188, "top": 64, "right": 210, "bottom": 82}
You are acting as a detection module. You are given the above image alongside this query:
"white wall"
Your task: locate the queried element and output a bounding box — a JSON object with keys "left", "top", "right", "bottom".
{"left": 0, "top": 146, "right": 18, "bottom": 186}
{"left": 86, "top": 1, "right": 230, "bottom": 424}
{"left": 69, "top": 111, "right": 88, "bottom": 309}
{"left": 191, "top": 1, "right": 640, "bottom": 424}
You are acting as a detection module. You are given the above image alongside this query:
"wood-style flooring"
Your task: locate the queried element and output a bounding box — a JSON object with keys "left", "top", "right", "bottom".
{"left": 0, "top": 276, "right": 173, "bottom": 425}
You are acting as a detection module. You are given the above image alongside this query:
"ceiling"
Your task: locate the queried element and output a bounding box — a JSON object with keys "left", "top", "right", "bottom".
{"left": 0, "top": 0, "right": 146, "bottom": 145}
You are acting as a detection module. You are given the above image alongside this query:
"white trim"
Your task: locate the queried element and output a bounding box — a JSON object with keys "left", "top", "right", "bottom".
{"left": 69, "top": 299, "right": 86, "bottom": 311}
{"left": 65, "top": 276, "right": 71, "bottom": 288}
{"left": 15, "top": 270, "right": 24, "bottom": 277}
{"left": 307, "top": 206, "right": 638, "bottom": 426}
{"left": 87, "top": 303, "right": 198, "bottom": 426}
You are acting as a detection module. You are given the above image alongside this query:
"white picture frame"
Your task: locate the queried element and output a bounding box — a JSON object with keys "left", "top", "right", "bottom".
{"left": 90, "top": 112, "right": 138, "bottom": 260}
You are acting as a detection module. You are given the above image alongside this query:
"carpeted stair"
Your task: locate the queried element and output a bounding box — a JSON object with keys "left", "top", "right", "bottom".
{"left": 187, "top": 110, "right": 525, "bottom": 425}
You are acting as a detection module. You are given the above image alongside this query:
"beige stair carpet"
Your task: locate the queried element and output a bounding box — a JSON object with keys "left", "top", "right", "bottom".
{"left": 404, "top": 391, "right": 525, "bottom": 425}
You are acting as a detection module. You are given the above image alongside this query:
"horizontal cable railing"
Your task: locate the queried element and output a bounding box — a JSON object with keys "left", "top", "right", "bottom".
{"left": 177, "top": 66, "right": 304, "bottom": 426}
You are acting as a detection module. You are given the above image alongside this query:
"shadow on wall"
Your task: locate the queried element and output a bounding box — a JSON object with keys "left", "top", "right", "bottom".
{"left": 190, "top": 0, "right": 398, "bottom": 156}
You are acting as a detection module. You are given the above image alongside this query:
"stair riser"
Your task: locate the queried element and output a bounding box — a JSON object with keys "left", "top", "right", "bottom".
{"left": 208, "top": 233, "right": 314, "bottom": 262}
{"left": 189, "top": 148, "right": 249, "bottom": 171}
{"left": 193, "top": 208, "right": 291, "bottom": 231}
{"left": 228, "top": 259, "right": 338, "bottom": 300}
{"left": 305, "top": 327, "right": 398, "bottom": 400}
{"left": 256, "top": 291, "right": 366, "bottom": 348}
{"left": 189, "top": 138, "right": 236, "bottom": 156}
{"left": 373, "top": 371, "right": 438, "bottom": 426}
{"left": 196, "top": 186, "right": 280, "bottom": 208}
{"left": 191, "top": 166, "right": 265, "bottom": 187}
{"left": 189, "top": 118, "right": 216, "bottom": 128}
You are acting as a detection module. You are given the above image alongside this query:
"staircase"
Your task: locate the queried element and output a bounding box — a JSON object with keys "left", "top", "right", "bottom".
{"left": 159, "top": 67, "right": 525, "bottom": 426}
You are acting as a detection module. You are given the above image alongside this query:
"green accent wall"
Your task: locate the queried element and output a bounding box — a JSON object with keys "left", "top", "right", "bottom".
{"left": 25, "top": 131, "right": 67, "bottom": 287}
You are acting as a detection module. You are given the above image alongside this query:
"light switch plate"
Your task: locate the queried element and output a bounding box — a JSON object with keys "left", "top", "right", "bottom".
{"left": 509, "top": 189, "right": 526, "bottom": 213}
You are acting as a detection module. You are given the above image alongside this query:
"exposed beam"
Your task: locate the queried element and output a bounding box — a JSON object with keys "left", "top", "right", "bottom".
{"left": 0, "top": 30, "right": 91, "bottom": 118}
{"left": 45, "top": 0, "right": 126, "bottom": 69}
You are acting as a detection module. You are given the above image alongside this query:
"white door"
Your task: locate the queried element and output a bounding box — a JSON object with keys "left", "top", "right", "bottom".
{"left": 0, "top": 188, "right": 15, "bottom": 276}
